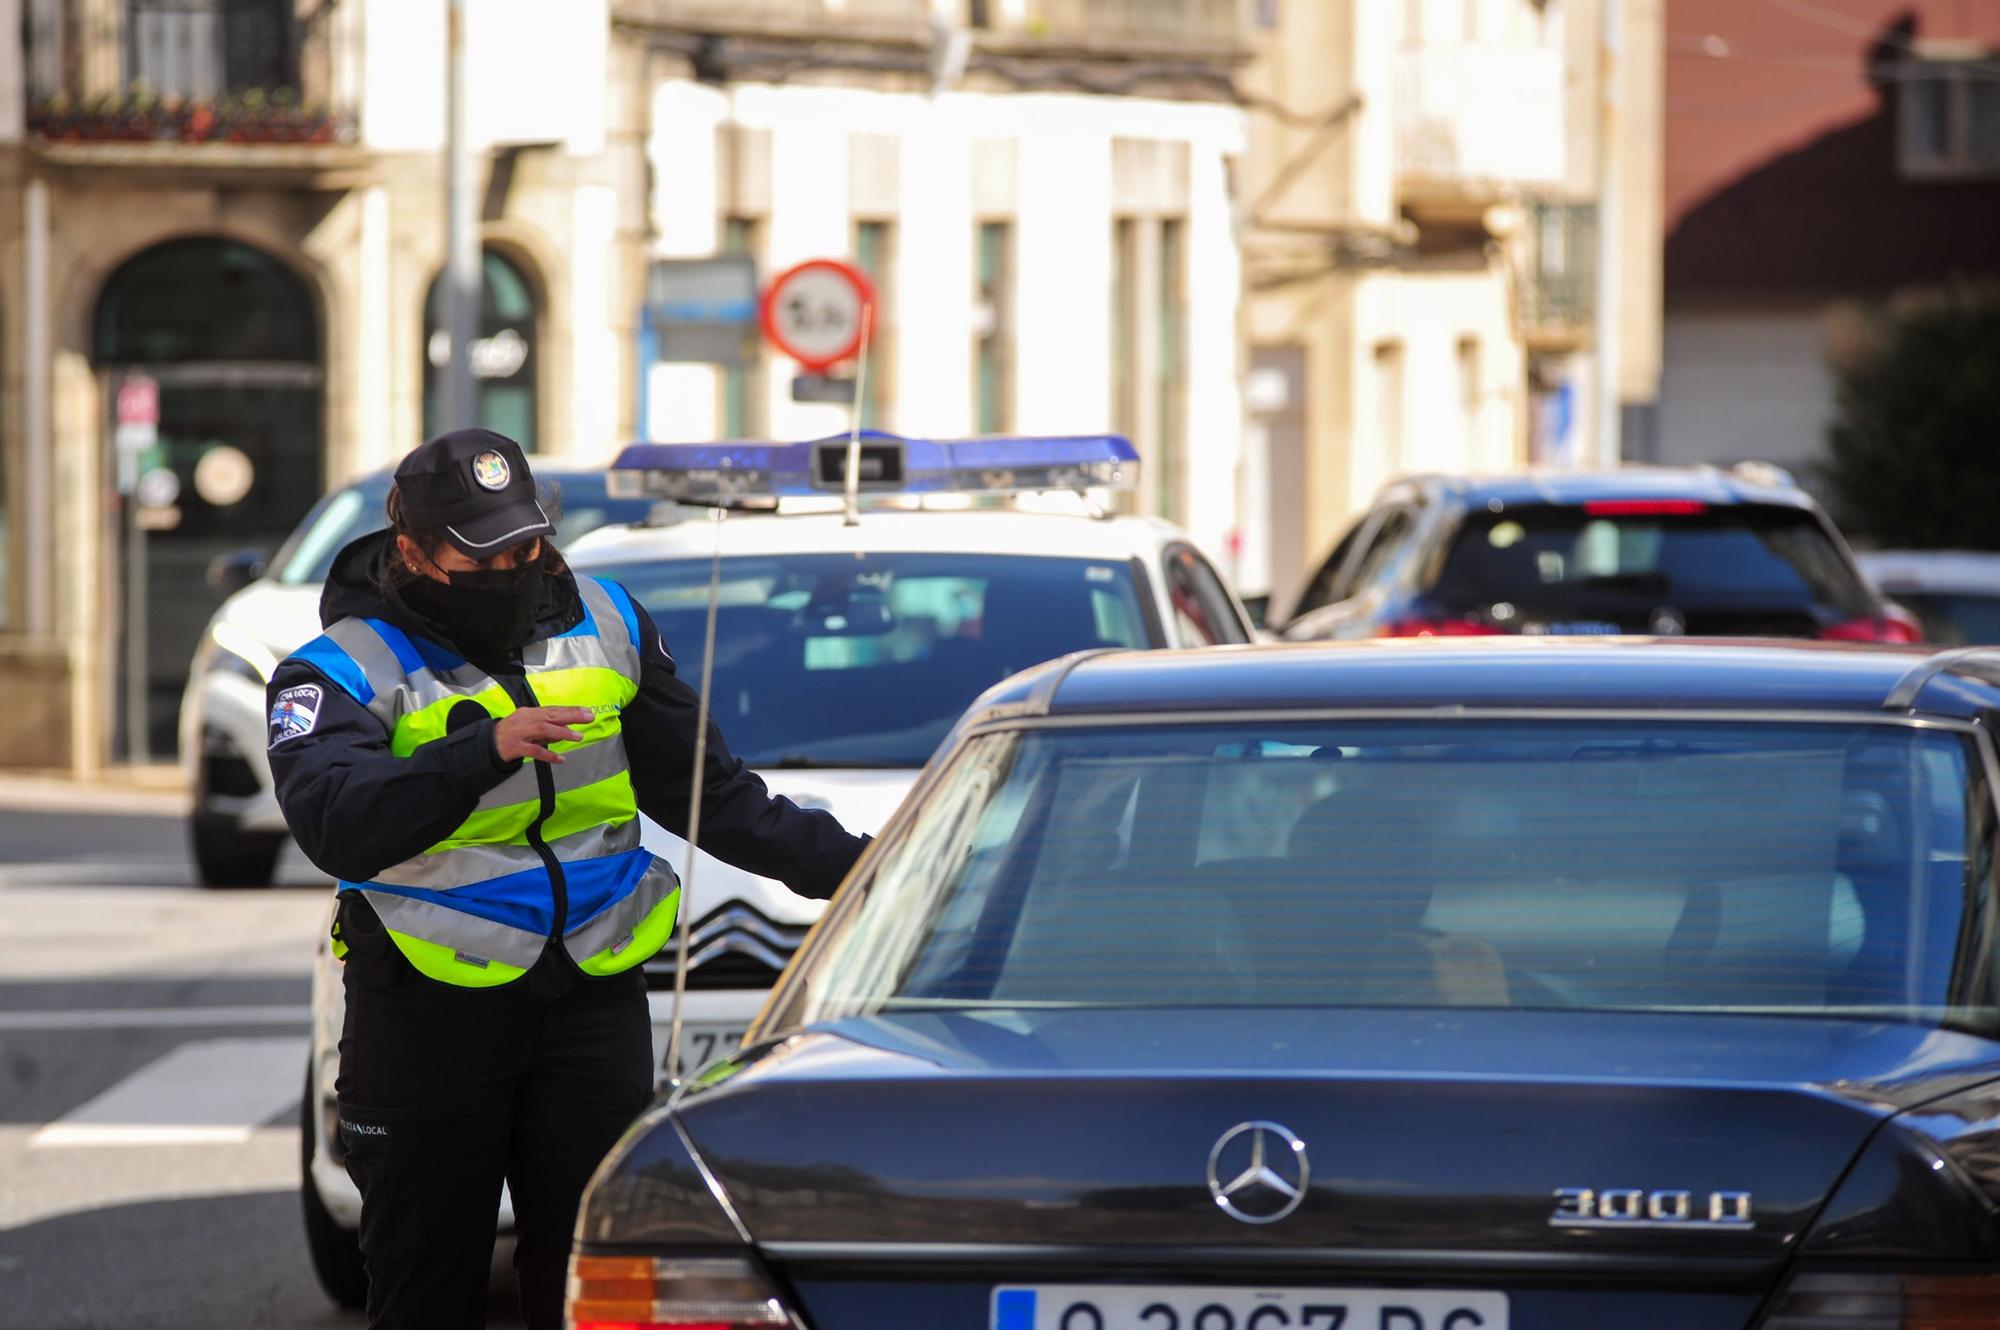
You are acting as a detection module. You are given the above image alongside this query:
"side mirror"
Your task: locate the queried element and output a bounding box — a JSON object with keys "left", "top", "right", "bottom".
{"left": 207, "top": 548, "right": 269, "bottom": 595}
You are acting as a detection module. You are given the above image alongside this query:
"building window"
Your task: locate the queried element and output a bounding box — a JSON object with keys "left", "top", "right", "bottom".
{"left": 974, "top": 221, "right": 1014, "bottom": 434}
{"left": 1900, "top": 56, "right": 2000, "bottom": 178}
{"left": 423, "top": 249, "right": 540, "bottom": 449}
{"left": 127, "top": 0, "right": 295, "bottom": 100}
{"left": 1457, "top": 335, "right": 1482, "bottom": 455}
{"left": 1156, "top": 218, "right": 1188, "bottom": 524}
{"left": 720, "top": 217, "right": 765, "bottom": 440}
{"left": 1374, "top": 341, "right": 1406, "bottom": 471}
{"left": 853, "top": 219, "right": 896, "bottom": 431}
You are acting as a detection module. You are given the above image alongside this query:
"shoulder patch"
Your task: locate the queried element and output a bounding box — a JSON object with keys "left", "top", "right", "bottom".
{"left": 269, "top": 683, "right": 324, "bottom": 746}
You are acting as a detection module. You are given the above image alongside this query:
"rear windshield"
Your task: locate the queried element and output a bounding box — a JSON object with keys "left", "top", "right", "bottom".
{"left": 1889, "top": 592, "right": 2000, "bottom": 646}
{"left": 1433, "top": 504, "right": 1868, "bottom": 612}
{"left": 270, "top": 475, "right": 648, "bottom": 585}
{"left": 591, "top": 553, "right": 1152, "bottom": 769}
{"left": 777, "top": 719, "right": 1996, "bottom": 1031}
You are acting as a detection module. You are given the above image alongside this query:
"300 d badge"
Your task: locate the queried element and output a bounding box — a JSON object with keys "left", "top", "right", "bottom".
{"left": 1550, "top": 1187, "right": 1753, "bottom": 1230}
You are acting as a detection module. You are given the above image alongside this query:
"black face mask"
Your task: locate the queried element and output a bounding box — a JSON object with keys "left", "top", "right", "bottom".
{"left": 399, "top": 562, "right": 545, "bottom": 659}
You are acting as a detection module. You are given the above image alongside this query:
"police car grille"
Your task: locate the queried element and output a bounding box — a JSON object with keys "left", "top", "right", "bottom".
{"left": 642, "top": 904, "right": 811, "bottom": 991}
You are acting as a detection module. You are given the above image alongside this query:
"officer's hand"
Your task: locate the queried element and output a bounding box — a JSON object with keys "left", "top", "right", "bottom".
{"left": 493, "top": 707, "right": 595, "bottom": 764}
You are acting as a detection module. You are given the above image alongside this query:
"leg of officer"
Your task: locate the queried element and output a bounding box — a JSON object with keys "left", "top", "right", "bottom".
{"left": 506, "top": 968, "right": 655, "bottom": 1330}
{"left": 336, "top": 902, "right": 524, "bottom": 1330}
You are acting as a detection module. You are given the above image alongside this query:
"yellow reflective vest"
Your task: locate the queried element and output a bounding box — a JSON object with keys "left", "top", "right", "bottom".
{"left": 294, "top": 577, "right": 679, "bottom": 987}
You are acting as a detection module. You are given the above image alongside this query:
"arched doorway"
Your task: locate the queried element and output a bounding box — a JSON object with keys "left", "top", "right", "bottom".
{"left": 94, "top": 238, "right": 324, "bottom": 761}
{"left": 422, "top": 248, "right": 541, "bottom": 448}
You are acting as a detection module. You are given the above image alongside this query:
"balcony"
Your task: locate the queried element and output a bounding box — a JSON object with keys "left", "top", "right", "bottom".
{"left": 24, "top": 0, "right": 357, "bottom": 147}
{"left": 1395, "top": 43, "right": 1565, "bottom": 209}
{"left": 612, "top": 0, "right": 931, "bottom": 41}
{"left": 615, "top": 0, "right": 1248, "bottom": 61}
{"left": 992, "top": 0, "right": 1248, "bottom": 55}
{"left": 1516, "top": 201, "right": 1595, "bottom": 351}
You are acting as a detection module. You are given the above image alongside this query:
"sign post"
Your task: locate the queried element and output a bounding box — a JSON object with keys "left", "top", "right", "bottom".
{"left": 114, "top": 374, "right": 160, "bottom": 764}
{"left": 759, "top": 259, "right": 876, "bottom": 523}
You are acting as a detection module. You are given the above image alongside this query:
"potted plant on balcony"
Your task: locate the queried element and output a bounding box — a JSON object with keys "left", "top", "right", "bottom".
{"left": 32, "top": 94, "right": 79, "bottom": 142}
{"left": 182, "top": 97, "right": 219, "bottom": 142}
{"left": 123, "top": 82, "right": 161, "bottom": 141}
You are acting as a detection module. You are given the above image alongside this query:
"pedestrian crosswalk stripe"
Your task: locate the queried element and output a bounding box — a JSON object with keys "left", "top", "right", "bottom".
{"left": 28, "top": 1036, "right": 307, "bottom": 1149}
{"left": 0, "top": 1004, "right": 307, "bottom": 1031}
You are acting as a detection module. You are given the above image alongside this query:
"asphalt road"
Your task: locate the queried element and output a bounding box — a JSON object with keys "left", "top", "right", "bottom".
{"left": 0, "top": 801, "right": 525, "bottom": 1329}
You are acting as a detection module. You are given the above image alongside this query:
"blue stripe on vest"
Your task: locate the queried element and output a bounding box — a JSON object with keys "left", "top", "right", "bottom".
{"left": 594, "top": 578, "right": 642, "bottom": 650}
{"left": 364, "top": 870, "right": 556, "bottom": 936}
{"left": 562, "top": 847, "right": 657, "bottom": 932}
{"left": 557, "top": 591, "right": 599, "bottom": 640}
{"left": 362, "top": 618, "right": 429, "bottom": 675}
{"left": 293, "top": 635, "right": 373, "bottom": 705}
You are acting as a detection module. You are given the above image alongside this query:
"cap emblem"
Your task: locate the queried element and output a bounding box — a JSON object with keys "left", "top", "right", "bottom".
{"left": 472, "top": 450, "right": 511, "bottom": 491}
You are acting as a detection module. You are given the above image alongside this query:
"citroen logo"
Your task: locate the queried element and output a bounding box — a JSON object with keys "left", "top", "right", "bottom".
{"left": 1206, "top": 1121, "right": 1309, "bottom": 1225}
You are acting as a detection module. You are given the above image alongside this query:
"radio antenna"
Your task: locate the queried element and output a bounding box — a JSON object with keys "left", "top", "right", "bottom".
{"left": 842, "top": 300, "right": 875, "bottom": 527}
{"left": 663, "top": 503, "right": 727, "bottom": 1088}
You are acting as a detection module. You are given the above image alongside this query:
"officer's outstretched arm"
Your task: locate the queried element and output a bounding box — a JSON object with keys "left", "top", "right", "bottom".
{"left": 266, "top": 658, "right": 518, "bottom": 883}
{"left": 615, "top": 594, "right": 868, "bottom": 900}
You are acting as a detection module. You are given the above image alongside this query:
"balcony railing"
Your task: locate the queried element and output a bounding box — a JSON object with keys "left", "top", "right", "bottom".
{"left": 1000, "top": 0, "right": 1246, "bottom": 49}
{"left": 616, "top": 0, "right": 1246, "bottom": 55}
{"left": 1517, "top": 201, "right": 1595, "bottom": 347}
{"left": 25, "top": 0, "right": 358, "bottom": 146}
{"left": 1396, "top": 43, "right": 1565, "bottom": 194}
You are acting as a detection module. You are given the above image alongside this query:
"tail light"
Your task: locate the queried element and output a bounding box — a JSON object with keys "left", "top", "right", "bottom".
{"left": 1378, "top": 617, "right": 1505, "bottom": 638}
{"left": 1762, "top": 1272, "right": 2000, "bottom": 1328}
{"left": 566, "top": 1253, "right": 790, "bottom": 1330}
{"left": 1818, "top": 612, "right": 1924, "bottom": 644}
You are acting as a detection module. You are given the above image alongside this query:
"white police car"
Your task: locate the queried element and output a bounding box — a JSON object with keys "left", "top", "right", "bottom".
{"left": 298, "top": 433, "right": 1252, "bottom": 1308}
{"left": 179, "top": 468, "right": 652, "bottom": 887}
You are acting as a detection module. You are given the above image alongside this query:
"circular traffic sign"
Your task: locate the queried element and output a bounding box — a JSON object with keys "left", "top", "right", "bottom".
{"left": 759, "top": 259, "right": 876, "bottom": 372}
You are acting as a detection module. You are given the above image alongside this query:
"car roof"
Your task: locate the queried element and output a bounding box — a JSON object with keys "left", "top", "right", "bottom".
{"left": 1396, "top": 466, "right": 1815, "bottom": 511}
{"left": 563, "top": 507, "right": 1185, "bottom": 564}
{"left": 969, "top": 639, "right": 2000, "bottom": 724}
{"left": 1859, "top": 550, "right": 2000, "bottom": 595}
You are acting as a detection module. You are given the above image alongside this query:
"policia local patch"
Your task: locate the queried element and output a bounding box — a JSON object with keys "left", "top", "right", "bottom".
{"left": 270, "top": 683, "right": 323, "bottom": 745}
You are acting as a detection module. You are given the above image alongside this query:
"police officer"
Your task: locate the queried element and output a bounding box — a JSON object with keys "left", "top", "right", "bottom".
{"left": 267, "top": 428, "right": 866, "bottom": 1330}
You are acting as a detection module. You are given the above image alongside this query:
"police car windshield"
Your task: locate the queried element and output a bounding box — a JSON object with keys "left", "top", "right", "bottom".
{"left": 776, "top": 719, "right": 1993, "bottom": 1031}
{"left": 271, "top": 474, "right": 648, "bottom": 585}
{"left": 592, "top": 553, "right": 1152, "bottom": 769}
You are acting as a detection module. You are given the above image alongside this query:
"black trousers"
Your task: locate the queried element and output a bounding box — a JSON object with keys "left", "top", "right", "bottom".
{"left": 334, "top": 898, "right": 654, "bottom": 1330}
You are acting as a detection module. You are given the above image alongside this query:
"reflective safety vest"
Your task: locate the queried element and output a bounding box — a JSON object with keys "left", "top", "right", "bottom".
{"left": 294, "top": 577, "right": 679, "bottom": 988}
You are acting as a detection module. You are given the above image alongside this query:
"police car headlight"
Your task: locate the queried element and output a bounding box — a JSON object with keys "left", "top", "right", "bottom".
{"left": 207, "top": 623, "right": 279, "bottom": 683}
{"left": 565, "top": 1251, "right": 790, "bottom": 1329}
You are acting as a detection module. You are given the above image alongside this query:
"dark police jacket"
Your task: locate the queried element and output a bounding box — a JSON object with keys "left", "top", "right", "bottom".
{"left": 266, "top": 531, "right": 866, "bottom": 901}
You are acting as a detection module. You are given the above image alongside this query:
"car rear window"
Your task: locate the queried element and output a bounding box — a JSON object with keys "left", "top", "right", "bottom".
{"left": 1432, "top": 504, "right": 1869, "bottom": 613}
{"left": 591, "top": 553, "right": 1152, "bottom": 768}
{"left": 1888, "top": 592, "right": 2000, "bottom": 646}
{"left": 779, "top": 719, "right": 1994, "bottom": 1032}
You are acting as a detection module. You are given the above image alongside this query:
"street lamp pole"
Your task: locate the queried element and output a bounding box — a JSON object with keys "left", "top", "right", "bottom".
{"left": 443, "top": 0, "right": 479, "bottom": 430}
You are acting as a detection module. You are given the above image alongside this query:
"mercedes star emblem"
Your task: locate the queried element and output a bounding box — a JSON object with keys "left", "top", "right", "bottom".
{"left": 1207, "top": 1120, "right": 1310, "bottom": 1225}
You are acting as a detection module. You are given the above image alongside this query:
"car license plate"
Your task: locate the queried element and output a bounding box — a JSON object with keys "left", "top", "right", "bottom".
{"left": 992, "top": 1285, "right": 1507, "bottom": 1330}
{"left": 673, "top": 1023, "right": 746, "bottom": 1076}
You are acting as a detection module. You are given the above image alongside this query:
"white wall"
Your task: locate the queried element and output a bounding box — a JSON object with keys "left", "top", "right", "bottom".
{"left": 0, "top": 0, "right": 22, "bottom": 143}
{"left": 1350, "top": 266, "right": 1522, "bottom": 502}
{"left": 1658, "top": 307, "right": 1835, "bottom": 477}
{"left": 643, "top": 82, "right": 1249, "bottom": 558}
{"left": 362, "top": 0, "right": 609, "bottom": 153}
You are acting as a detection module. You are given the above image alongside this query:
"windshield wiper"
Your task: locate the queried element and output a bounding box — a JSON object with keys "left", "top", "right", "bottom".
{"left": 761, "top": 754, "right": 911, "bottom": 770}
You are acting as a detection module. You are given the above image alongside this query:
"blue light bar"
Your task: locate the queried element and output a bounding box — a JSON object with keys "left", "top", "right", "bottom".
{"left": 606, "top": 432, "right": 1140, "bottom": 506}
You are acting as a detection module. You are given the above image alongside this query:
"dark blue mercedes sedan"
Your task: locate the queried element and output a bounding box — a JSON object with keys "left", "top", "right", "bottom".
{"left": 570, "top": 640, "right": 2000, "bottom": 1330}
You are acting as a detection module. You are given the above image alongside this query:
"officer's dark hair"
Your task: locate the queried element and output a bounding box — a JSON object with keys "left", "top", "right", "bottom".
{"left": 376, "top": 481, "right": 566, "bottom": 594}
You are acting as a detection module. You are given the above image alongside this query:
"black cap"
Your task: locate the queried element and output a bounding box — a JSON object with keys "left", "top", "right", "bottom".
{"left": 394, "top": 428, "right": 553, "bottom": 558}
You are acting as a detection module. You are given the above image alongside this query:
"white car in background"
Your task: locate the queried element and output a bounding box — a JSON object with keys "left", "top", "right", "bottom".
{"left": 299, "top": 433, "right": 1254, "bottom": 1308}
{"left": 1858, "top": 549, "right": 2000, "bottom": 645}
{"left": 179, "top": 467, "right": 653, "bottom": 886}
